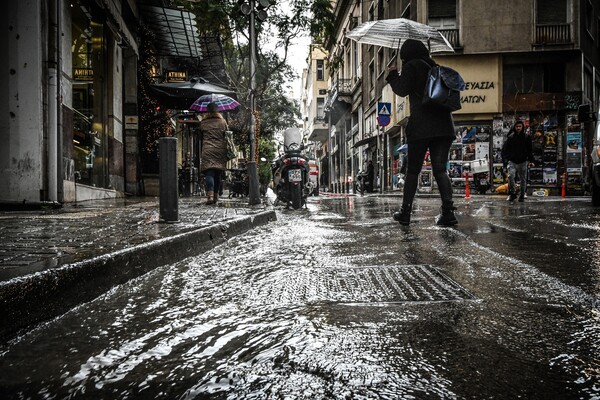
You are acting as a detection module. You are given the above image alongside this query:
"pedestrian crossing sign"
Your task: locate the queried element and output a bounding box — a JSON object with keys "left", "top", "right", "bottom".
{"left": 377, "top": 102, "right": 391, "bottom": 116}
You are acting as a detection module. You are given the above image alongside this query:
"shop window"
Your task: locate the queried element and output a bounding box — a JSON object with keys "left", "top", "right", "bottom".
{"left": 71, "top": 4, "right": 105, "bottom": 187}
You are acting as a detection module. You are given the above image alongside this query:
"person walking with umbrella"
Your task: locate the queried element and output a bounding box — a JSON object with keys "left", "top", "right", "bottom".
{"left": 199, "top": 102, "right": 228, "bottom": 205}
{"left": 386, "top": 39, "right": 457, "bottom": 226}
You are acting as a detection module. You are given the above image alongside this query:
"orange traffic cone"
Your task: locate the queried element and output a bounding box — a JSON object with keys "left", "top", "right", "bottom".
{"left": 465, "top": 172, "right": 471, "bottom": 199}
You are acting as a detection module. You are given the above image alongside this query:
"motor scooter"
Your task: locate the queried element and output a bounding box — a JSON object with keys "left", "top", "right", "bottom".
{"left": 272, "top": 128, "right": 314, "bottom": 209}
{"left": 464, "top": 159, "right": 491, "bottom": 194}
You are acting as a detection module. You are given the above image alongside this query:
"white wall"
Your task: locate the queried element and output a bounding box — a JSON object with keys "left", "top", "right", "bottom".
{"left": 0, "top": 0, "right": 44, "bottom": 203}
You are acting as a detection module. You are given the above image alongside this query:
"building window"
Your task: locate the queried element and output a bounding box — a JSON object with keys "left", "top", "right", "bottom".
{"left": 585, "top": 0, "right": 594, "bottom": 37}
{"left": 317, "top": 97, "right": 325, "bottom": 120}
{"left": 536, "top": 0, "right": 567, "bottom": 25}
{"left": 503, "top": 64, "right": 565, "bottom": 96}
{"left": 428, "top": 0, "right": 456, "bottom": 29}
{"left": 316, "top": 59, "right": 324, "bottom": 80}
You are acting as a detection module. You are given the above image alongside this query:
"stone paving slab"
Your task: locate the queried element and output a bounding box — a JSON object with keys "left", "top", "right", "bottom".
{"left": 0, "top": 196, "right": 276, "bottom": 341}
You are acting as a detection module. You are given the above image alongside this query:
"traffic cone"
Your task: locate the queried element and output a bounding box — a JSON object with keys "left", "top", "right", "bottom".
{"left": 464, "top": 173, "right": 471, "bottom": 199}
{"left": 561, "top": 172, "right": 567, "bottom": 198}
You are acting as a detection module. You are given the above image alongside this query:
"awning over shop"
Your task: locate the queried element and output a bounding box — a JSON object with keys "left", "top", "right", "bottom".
{"left": 352, "top": 135, "right": 379, "bottom": 148}
{"left": 140, "top": 5, "right": 202, "bottom": 58}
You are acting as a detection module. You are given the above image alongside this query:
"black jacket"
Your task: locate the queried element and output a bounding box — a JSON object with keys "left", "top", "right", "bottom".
{"left": 385, "top": 39, "right": 455, "bottom": 143}
{"left": 502, "top": 131, "right": 534, "bottom": 165}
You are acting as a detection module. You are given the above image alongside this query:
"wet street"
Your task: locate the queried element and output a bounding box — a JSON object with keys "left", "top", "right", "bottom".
{"left": 1, "top": 194, "right": 599, "bottom": 399}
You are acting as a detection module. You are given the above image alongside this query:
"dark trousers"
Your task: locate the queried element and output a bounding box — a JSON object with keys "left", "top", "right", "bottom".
{"left": 403, "top": 137, "right": 454, "bottom": 206}
{"left": 204, "top": 169, "right": 222, "bottom": 193}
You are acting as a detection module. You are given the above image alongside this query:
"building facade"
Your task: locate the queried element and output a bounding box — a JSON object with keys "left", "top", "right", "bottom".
{"left": 311, "top": 0, "right": 600, "bottom": 196}
{"left": 303, "top": 45, "right": 330, "bottom": 190}
{"left": 2, "top": 0, "right": 140, "bottom": 204}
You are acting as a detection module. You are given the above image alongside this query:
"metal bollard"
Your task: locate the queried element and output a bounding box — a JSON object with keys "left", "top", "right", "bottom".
{"left": 159, "top": 137, "right": 178, "bottom": 222}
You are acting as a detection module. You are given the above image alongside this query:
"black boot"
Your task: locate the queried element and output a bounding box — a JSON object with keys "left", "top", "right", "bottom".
{"left": 507, "top": 191, "right": 517, "bottom": 202}
{"left": 436, "top": 202, "right": 458, "bottom": 226}
{"left": 393, "top": 204, "right": 412, "bottom": 226}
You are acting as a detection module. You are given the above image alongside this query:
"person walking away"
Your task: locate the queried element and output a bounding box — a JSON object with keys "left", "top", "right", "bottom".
{"left": 199, "top": 102, "right": 228, "bottom": 205}
{"left": 386, "top": 39, "right": 457, "bottom": 226}
{"left": 366, "top": 160, "right": 375, "bottom": 193}
{"left": 502, "top": 120, "right": 534, "bottom": 202}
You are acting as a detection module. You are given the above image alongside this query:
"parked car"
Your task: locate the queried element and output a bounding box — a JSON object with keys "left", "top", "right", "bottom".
{"left": 579, "top": 101, "right": 600, "bottom": 205}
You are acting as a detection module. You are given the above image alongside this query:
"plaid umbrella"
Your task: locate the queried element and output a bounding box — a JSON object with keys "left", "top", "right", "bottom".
{"left": 346, "top": 18, "right": 454, "bottom": 53}
{"left": 189, "top": 93, "right": 241, "bottom": 112}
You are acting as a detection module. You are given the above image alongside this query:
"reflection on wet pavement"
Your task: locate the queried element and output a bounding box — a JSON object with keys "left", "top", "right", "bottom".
{"left": 0, "top": 196, "right": 598, "bottom": 398}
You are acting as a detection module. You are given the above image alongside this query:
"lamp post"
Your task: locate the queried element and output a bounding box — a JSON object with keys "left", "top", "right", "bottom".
{"left": 241, "top": 0, "right": 270, "bottom": 205}
{"left": 246, "top": 0, "right": 261, "bottom": 204}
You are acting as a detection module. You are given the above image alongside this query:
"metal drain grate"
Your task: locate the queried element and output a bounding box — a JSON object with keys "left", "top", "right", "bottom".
{"left": 249, "top": 265, "right": 476, "bottom": 304}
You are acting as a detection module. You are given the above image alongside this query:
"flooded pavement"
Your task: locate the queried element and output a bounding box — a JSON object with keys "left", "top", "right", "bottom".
{"left": 0, "top": 195, "right": 599, "bottom": 399}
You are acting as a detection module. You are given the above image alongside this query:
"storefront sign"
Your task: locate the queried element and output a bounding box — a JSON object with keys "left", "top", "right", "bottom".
{"left": 73, "top": 68, "right": 94, "bottom": 81}
{"left": 434, "top": 54, "right": 501, "bottom": 114}
{"left": 165, "top": 71, "right": 187, "bottom": 82}
{"left": 125, "top": 115, "right": 138, "bottom": 130}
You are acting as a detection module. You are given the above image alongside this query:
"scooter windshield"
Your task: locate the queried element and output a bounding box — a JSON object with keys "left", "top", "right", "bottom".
{"left": 283, "top": 128, "right": 303, "bottom": 152}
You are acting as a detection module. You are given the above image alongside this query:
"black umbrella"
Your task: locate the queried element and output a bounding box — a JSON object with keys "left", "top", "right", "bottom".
{"left": 149, "top": 77, "right": 237, "bottom": 110}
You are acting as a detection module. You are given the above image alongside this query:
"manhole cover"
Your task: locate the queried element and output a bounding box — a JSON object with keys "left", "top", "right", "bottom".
{"left": 249, "top": 265, "right": 476, "bottom": 304}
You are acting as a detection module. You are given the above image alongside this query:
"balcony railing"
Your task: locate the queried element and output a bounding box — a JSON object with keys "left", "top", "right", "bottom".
{"left": 326, "top": 78, "right": 353, "bottom": 109}
{"left": 534, "top": 24, "right": 571, "bottom": 45}
{"left": 439, "top": 29, "right": 460, "bottom": 49}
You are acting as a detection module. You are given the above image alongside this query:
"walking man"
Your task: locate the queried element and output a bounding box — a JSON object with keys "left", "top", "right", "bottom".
{"left": 502, "top": 121, "right": 534, "bottom": 202}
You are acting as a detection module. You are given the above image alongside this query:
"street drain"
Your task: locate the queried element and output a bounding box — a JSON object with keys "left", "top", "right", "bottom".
{"left": 250, "top": 265, "right": 476, "bottom": 304}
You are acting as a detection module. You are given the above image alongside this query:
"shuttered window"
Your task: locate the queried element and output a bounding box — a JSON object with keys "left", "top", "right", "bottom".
{"left": 536, "top": 0, "right": 567, "bottom": 24}
{"left": 428, "top": 0, "right": 456, "bottom": 18}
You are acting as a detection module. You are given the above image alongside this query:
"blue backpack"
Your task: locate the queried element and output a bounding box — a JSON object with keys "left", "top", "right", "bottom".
{"left": 419, "top": 60, "right": 466, "bottom": 112}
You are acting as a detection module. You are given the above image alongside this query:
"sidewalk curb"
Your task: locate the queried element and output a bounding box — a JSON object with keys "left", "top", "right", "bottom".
{"left": 0, "top": 209, "right": 276, "bottom": 342}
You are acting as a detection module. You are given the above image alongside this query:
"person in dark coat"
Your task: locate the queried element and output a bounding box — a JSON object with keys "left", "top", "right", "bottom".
{"left": 386, "top": 39, "right": 457, "bottom": 226}
{"left": 502, "top": 120, "right": 534, "bottom": 202}
{"left": 199, "top": 102, "right": 228, "bottom": 205}
{"left": 366, "top": 160, "right": 375, "bottom": 193}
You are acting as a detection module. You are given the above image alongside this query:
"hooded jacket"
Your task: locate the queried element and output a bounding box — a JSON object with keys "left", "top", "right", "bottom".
{"left": 501, "top": 124, "right": 534, "bottom": 165}
{"left": 200, "top": 112, "right": 228, "bottom": 172}
{"left": 385, "top": 39, "right": 455, "bottom": 143}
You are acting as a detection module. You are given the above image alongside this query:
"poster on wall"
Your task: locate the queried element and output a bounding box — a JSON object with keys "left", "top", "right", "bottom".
{"left": 566, "top": 132, "right": 582, "bottom": 152}
{"left": 464, "top": 143, "right": 475, "bottom": 161}
{"left": 566, "top": 152, "right": 582, "bottom": 172}
{"left": 492, "top": 165, "right": 505, "bottom": 184}
{"left": 449, "top": 144, "right": 462, "bottom": 161}
{"left": 543, "top": 149, "right": 557, "bottom": 165}
{"left": 449, "top": 162, "right": 463, "bottom": 179}
{"left": 475, "top": 142, "right": 489, "bottom": 160}
{"left": 530, "top": 168, "right": 543, "bottom": 184}
{"left": 543, "top": 168, "right": 557, "bottom": 185}
{"left": 503, "top": 115, "right": 515, "bottom": 135}
{"left": 544, "top": 129, "right": 557, "bottom": 147}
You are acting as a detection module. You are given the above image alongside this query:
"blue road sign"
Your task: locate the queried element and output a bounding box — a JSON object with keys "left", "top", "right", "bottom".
{"left": 377, "top": 115, "right": 390, "bottom": 127}
{"left": 377, "top": 102, "right": 391, "bottom": 116}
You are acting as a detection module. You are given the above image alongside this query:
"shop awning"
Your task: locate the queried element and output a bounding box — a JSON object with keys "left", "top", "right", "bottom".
{"left": 140, "top": 5, "right": 202, "bottom": 58}
{"left": 352, "top": 135, "right": 379, "bottom": 148}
